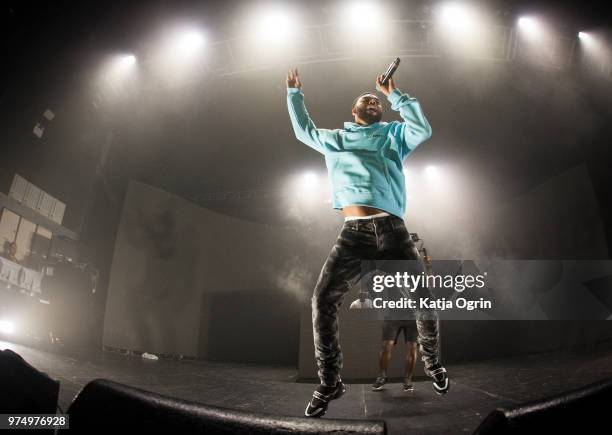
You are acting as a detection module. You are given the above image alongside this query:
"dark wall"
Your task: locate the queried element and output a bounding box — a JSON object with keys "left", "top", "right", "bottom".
{"left": 103, "top": 180, "right": 308, "bottom": 363}
{"left": 200, "top": 289, "right": 299, "bottom": 365}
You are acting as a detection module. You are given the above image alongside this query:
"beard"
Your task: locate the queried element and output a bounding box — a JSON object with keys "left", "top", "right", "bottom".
{"left": 356, "top": 106, "right": 382, "bottom": 124}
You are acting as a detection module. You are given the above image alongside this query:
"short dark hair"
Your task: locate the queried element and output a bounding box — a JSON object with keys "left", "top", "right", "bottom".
{"left": 352, "top": 92, "right": 378, "bottom": 110}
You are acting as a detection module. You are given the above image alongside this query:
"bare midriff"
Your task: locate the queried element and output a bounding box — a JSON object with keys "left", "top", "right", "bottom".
{"left": 341, "top": 205, "right": 386, "bottom": 217}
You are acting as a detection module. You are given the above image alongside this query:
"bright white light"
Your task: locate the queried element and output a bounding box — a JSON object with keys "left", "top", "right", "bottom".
{"left": 297, "top": 171, "right": 318, "bottom": 192}
{"left": 0, "top": 320, "right": 15, "bottom": 335}
{"left": 120, "top": 54, "right": 136, "bottom": 66}
{"left": 255, "top": 10, "right": 294, "bottom": 41}
{"left": 176, "top": 31, "right": 204, "bottom": 53}
{"left": 155, "top": 28, "right": 205, "bottom": 73}
{"left": 577, "top": 30, "right": 605, "bottom": 62}
{"left": 424, "top": 165, "right": 453, "bottom": 194}
{"left": 425, "top": 165, "right": 439, "bottom": 177}
{"left": 112, "top": 54, "right": 137, "bottom": 72}
{"left": 292, "top": 171, "right": 321, "bottom": 204}
{"left": 340, "top": 2, "right": 388, "bottom": 47}
{"left": 436, "top": 2, "right": 486, "bottom": 46}
{"left": 518, "top": 16, "right": 541, "bottom": 37}
{"left": 347, "top": 2, "right": 380, "bottom": 27}
{"left": 98, "top": 53, "right": 137, "bottom": 91}
{"left": 518, "top": 17, "right": 534, "bottom": 29}
{"left": 440, "top": 3, "right": 475, "bottom": 28}
{"left": 302, "top": 172, "right": 318, "bottom": 185}
{"left": 146, "top": 25, "right": 207, "bottom": 89}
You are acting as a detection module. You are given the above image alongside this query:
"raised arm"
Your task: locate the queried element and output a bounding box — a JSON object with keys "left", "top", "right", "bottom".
{"left": 286, "top": 69, "right": 327, "bottom": 154}
{"left": 376, "top": 76, "right": 432, "bottom": 159}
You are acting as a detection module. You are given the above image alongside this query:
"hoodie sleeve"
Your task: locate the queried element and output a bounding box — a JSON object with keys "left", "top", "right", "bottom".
{"left": 387, "top": 88, "right": 432, "bottom": 160}
{"left": 287, "top": 88, "right": 336, "bottom": 154}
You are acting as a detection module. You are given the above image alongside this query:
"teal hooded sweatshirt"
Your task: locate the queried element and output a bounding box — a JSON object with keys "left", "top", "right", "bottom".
{"left": 287, "top": 87, "right": 432, "bottom": 219}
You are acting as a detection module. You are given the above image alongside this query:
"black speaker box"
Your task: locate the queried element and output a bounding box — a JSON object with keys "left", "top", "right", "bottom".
{"left": 0, "top": 349, "right": 59, "bottom": 434}
{"left": 0, "top": 349, "right": 59, "bottom": 414}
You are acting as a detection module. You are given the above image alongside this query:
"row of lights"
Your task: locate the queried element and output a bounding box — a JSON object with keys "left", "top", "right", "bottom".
{"left": 108, "top": 2, "right": 602, "bottom": 71}
{"left": 293, "top": 165, "right": 448, "bottom": 210}
{"left": 298, "top": 166, "right": 441, "bottom": 189}
{"left": 112, "top": 29, "right": 205, "bottom": 67}
{"left": 518, "top": 16, "right": 594, "bottom": 41}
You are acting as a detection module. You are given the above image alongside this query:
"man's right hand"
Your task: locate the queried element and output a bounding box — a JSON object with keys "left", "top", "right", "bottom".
{"left": 286, "top": 68, "right": 302, "bottom": 89}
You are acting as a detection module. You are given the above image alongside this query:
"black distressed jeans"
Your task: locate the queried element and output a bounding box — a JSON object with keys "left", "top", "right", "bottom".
{"left": 312, "top": 214, "right": 440, "bottom": 386}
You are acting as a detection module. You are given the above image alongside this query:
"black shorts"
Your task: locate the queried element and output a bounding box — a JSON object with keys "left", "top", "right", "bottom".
{"left": 382, "top": 320, "right": 418, "bottom": 344}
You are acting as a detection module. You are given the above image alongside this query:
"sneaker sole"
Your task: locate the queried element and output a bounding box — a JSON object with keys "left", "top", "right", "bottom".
{"left": 304, "top": 383, "right": 347, "bottom": 418}
{"left": 304, "top": 405, "right": 327, "bottom": 418}
{"left": 433, "top": 377, "right": 449, "bottom": 395}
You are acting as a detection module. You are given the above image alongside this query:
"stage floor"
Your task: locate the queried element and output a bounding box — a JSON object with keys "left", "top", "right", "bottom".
{"left": 2, "top": 338, "right": 612, "bottom": 434}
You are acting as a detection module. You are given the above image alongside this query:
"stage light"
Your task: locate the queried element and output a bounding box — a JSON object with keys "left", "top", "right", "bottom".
{"left": 425, "top": 165, "right": 439, "bottom": 177}
{"left": 423, "top": 165, "right": 456, "bottom": 197}
{"left": 120, "top": 54, "right": 136, "bottom": 66}
{"left": 516, "top": 16, "right": 557, "bottom": 65}
{"left": 577, "top": 30, "right": 608, "bottom": 68}
{"left": 288, "top": 171, "right": 324, "bottom": 208}
{"left": 294, "top": 171, "right": 319, "bottom": 195}
{"left": 578, "top": 31, "right": 597, "bottom": 50}
{"left": 149, "top": 26, "right": 206, "bottom": 87}
{"left": 177, "top": 31, "right": 204, "bottom": 52}
{"left": 339, "top": 2, "right": 389, "bottom": 48}
{"left": 518, "top": 16, "right": 540, "bottom": 37}
{"left": 577, "top": 31, "right": 604, "bottom": 51}
{"left": 518, "top": 17, "right": 534, "bottom": 29}
{"left": 301, "top": 171, "right": 318, "bottom": 186}
{"left": 347, "top": 2, "right": 380, "bottom": 27}
{"left": 97, "top": 52, "right": 137, "bottom": 95}
{"left": 112, "top": 53, "right": 137, "bottom": 73}
{"left": 435, "top": 2, "right": 489, "bottom": 53}
{"left": 255, "top": 10, "right": 294, "bottom": 41}
{"left": 153, "top": 26, "right": 206, "bottom": 60}
{"left": 578, "top": 32, "right": 590, "bottom": 41}
{"left": 154, "top": 28, "right": 205, "bottom": 65}
{"left": 0, "top": 320, "right": 15, "bottom": 335}
{"left": 439, "top": 3, "right": 476, "bottom": 30}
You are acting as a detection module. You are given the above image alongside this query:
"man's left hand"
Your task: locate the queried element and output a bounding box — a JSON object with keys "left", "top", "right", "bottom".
{"left": 376, "top": 75, "right": 395, "bottom": 97}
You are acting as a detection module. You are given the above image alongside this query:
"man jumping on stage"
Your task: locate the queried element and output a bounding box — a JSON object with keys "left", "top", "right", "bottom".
{"left": 286, "top": 68, "right": 449, "bottom": 418}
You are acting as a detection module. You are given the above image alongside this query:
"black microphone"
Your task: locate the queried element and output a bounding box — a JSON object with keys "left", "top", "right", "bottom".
{"left": 381, "top": 57, "right": 400, "bottom": 85}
